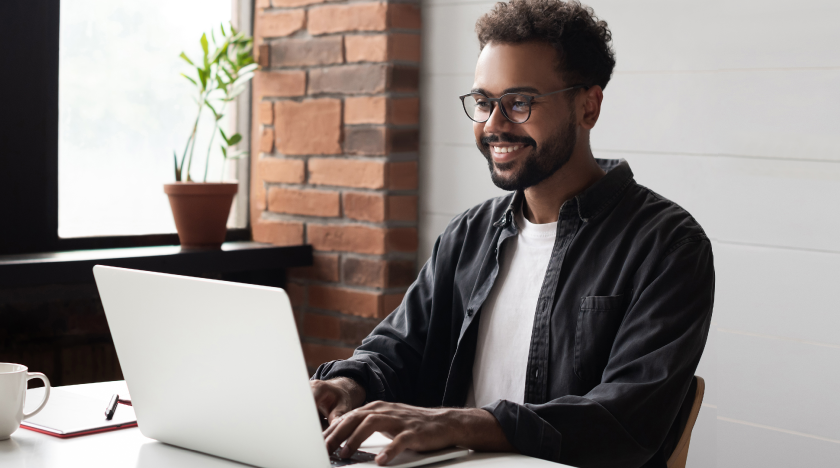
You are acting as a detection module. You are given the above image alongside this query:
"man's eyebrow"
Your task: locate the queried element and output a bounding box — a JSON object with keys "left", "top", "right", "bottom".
{"left": 469, "top": 86, "right": 542, "bottom": 96}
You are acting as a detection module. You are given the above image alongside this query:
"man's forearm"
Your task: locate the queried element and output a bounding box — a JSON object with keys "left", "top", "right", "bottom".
{"left": 447, "top": 407, "right": 515, "bottom": 452}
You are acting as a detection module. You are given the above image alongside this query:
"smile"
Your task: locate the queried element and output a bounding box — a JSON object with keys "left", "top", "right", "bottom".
{"left": 492, "top": 145, "right": 523, "bottom": 153}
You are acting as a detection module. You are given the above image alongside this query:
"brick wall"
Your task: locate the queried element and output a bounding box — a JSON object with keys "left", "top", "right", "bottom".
{"left": 250, "top": 0, "right": 421, "bottom": 371}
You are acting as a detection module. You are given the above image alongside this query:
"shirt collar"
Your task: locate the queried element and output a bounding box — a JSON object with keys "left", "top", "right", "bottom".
{"left": 493, "top": 158, "right": 634, "bottom": 227}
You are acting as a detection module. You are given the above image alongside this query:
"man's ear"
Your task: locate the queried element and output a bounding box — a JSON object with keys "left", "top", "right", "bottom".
{"left": 579, "top": 85, "right": 603, "bottom": 130}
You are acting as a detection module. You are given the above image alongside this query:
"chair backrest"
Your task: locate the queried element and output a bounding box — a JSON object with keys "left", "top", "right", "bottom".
{"left": 666, "top": 376, "right": 705, "bottom": 468}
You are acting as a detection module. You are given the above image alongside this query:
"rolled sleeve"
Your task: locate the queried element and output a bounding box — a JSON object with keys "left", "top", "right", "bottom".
{"left": 483, "top": 399, "right": 563, "bottom": 462}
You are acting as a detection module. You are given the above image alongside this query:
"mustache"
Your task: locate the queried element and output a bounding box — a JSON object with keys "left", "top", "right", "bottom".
{"left": 480, "top": 133, "right": 537, "bottom": 148}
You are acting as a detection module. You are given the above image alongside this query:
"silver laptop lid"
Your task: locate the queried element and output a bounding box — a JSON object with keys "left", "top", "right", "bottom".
{"left": 94, "top": 265, "right": 329, "bottom": 468}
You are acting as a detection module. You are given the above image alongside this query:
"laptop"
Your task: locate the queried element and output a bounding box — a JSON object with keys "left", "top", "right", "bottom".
{"left": 93, "top": 265, "right": 469, "bottom": 468}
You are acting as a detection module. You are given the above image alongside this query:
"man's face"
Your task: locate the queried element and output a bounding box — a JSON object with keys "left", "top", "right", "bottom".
{"left": 472, "top": 41, "right": 578, "bottom": 191}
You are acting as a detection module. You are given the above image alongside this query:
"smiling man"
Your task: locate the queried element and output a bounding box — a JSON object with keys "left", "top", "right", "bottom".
{"left": 310, "top": 1, "right": 715, "bottom": 467}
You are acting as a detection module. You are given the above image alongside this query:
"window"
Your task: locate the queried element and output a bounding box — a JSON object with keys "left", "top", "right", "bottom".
{"left": 0, "top": 0, "right": 252, "bottom": 255}
{"left": 59, "top": 0, "right": 242, "bottom": 238}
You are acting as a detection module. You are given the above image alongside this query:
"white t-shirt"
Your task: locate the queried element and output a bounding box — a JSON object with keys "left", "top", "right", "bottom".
{"left": 466, "top": 208, "right": 557, "bottom": 408}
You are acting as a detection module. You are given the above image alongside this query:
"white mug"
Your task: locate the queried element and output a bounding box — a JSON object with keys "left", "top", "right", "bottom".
{"left": 0, "top": 363, "right": 51, "bottom": 440}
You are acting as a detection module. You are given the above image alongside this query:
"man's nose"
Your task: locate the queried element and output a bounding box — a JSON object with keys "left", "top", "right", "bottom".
{"left": 483, "top": 102, "right": 514, "bottom": 135}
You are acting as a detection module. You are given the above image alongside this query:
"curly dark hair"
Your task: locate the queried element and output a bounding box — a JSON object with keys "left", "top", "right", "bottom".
{"left": 475, "top": 0, "right": 616, "bottom": 90}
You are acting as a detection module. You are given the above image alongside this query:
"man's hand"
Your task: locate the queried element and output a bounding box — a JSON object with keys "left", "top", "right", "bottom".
{"left": 322, "top": 401, "right": 514, "bottom": 466}
{"left": 311, "top": 377, "right": 367, "bottom": 425}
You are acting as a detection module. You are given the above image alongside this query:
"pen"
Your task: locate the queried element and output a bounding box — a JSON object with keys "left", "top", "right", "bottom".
{"left": 105, "top": 394, "right": 119, "bottom": 420}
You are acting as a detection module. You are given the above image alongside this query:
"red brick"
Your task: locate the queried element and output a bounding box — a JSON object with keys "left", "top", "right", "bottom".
{"left": 253, "top": 71, "right": 307, "bottom": 98}
{"left": 251, "top": 178, "right": 267, "bottom": 212}
{"left": 308, "top": 64, "right": 388, "bottom": 95}
{"left": 256, "top": 9, "right": 306, "bottom": 38}
{"left": 303, "top": 313, "right": 341, "bottom": 341}
{"left": 339, "top": 318, "right": 378, "bottom": 344}
{"left": 259, "top": 127, "right": 274, "bottom": 153}
{"left": 345, "top": 96, "right": 387, "bottom": 124}
{"left": 308, "top": 3, "right": 388, "bottom": 35}
{"left": 258, "top": 101, "right": 274, "bottom": 125}
{"left": 286, "top": 283, "right": 306, "bottom": 307}
{"left": 389, "top": 65, "right": 420, "bottom": 92}
{"left": 389, "top": 34, "right": 421, "bottom": 62}
{"left": 257, "top": 43, "right": 270, "bottom": 68}
{"left": 345, "top": 35, "right": 388, "bottom": 63}
{"left": 256, "top": 157, "right": 305, "bottom": 184}
{"left": 387, "top": 161, "right": 418, "bottom": 189}
{"left": 270, "top": 36, "right": 344, "bottom": 67}
{"left": 268, "top": 187, "right": 340, "bottom": 217}
{"left": 252, "top": 220, "right": 304, "bottom": 246}
{"left": 308, "top": 224, "right": 387, "bottom": 254}
{"left": 275, "top": 99, "right": 342, "bottom": 155}
{"left": 387, "top": 195, "right": 417, "bottom": 221}
{"left": 343, "top": 257, "right": 416, "bottom": 288}
{"left": 388, "top": 3, "right": 421, "bottom": 30}
{"left": 345, "top": 127, "right": 419, "bottom": 155}
{"left": 256, "top": 0, "right": 270, "bottom": 8}
{"left": 309, "top": 159, "right": 386, "bottom": 189}
{"left": 389, "top": 97, "right": 419, "bottom": 125}
{"left": 386, "top": 227, "right": 418, "bottom": 252}
{"left": 343, "top": 192, "right": 385, "bottom": 222}
{"left": 309, "top": 285, "right": 378, "bottom": 318}
{"left": 288, "top": 253, "right": 340, "bottom": 282}
{"left": 301, "top": 342, "right": 354, "bottom": 368}
{"left": 345, "top": 96, "right": 419, "bottom": 125}
{"left": 272, "top": 0, "right": 324, "bottom": 6}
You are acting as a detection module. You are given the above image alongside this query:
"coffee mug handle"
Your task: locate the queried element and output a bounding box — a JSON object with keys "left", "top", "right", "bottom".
{"left": 23, "top": 373, "right": 51, "bottom": 419}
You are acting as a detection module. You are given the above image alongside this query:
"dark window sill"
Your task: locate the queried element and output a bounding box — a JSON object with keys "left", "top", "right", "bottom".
{"left": 0, "top": 241, "right": 312, "bottom": 287}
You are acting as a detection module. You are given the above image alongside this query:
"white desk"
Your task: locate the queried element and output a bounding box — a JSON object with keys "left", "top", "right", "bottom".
{"left": 0, "top": 381, "right": 568, "bottom": 468}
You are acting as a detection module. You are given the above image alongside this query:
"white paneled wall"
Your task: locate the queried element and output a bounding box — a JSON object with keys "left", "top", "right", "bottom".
{"left": 419, "top": 0, "right": 840, "bottom": 466}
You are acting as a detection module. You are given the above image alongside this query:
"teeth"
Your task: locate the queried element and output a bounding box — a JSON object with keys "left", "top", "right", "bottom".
{"left": 493, "top": 145, "right": 522, "bottom": 153}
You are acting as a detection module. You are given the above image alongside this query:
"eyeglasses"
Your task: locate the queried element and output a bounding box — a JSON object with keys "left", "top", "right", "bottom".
{"left": 459, "top": 85, "right": 586, "bottom": 124}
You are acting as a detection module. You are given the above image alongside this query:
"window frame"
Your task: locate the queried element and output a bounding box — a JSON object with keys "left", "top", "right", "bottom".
{"left": 0, "top": 0, "right": 253, "bottom": 256}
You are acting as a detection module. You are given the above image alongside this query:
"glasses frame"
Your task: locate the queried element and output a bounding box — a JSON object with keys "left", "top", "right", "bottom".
{"left": 459, "top": 85, "right": 587, "bottom": 124}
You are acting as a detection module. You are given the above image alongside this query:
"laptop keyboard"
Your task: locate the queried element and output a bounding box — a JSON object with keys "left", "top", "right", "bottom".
{"left": 329, "top": 449, "right": 377, "bottom": 466}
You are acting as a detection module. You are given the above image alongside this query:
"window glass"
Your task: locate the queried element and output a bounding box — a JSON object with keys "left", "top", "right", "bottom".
{"left": 59, "top": 0, "right": 237, "bottom": 238}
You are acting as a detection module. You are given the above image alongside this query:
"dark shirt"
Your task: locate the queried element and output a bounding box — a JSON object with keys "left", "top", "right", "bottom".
{"left": 314, "top": 159, "right": 715, "bottom": 468}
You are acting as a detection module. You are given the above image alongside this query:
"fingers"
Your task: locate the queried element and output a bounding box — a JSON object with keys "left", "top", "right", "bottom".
{"left": 340, "top": 414, "right": 395, "bottom": 459}
{"left": 376, "top": 432, "right": 413, "bottom": 466}
{"left": 324, "top": 409, "right": 367, "bottom": 454}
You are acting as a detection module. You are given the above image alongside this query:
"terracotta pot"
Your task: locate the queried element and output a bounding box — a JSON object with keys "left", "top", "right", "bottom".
{"left": 163, "top": 182, "right": 238, "bottom": 250}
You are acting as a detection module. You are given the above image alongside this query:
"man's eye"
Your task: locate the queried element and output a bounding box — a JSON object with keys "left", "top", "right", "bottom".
{"left": 511, "top": 101, "right": 529, "bottom": 111}
{"left": 475, "top": 101, "right": 492, "bottom": 109}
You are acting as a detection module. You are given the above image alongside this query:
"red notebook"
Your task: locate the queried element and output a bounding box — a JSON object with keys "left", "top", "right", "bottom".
{"left": 20, "top": 387, "right": 137, "bottom": 438}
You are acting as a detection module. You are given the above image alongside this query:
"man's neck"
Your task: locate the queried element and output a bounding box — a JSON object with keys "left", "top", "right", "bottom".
{"left": 521, "top": 150, "right": 605, "bottom": 224}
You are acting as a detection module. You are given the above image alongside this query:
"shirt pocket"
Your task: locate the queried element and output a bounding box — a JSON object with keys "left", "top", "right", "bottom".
{"left": 574, "top": 294, "right": 627, "bottom": 383}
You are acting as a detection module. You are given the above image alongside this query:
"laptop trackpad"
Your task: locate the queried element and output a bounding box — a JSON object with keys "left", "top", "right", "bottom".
{"left": 357, "top": 432, "right": 470, "bottom": 468}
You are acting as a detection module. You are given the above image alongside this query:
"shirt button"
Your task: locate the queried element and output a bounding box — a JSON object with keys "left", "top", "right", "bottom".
{"left": 467, "top": 308, "right": 473, "bottom": 316}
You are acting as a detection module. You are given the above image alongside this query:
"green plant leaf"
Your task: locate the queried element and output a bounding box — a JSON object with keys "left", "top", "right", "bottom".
{"left": 200, "top": 33, "right": 208, "bottom": 56}
{"left": 174, "top": 150, "right": 181, "bottom": 181}
{"left": 204, "top": 99, "right": 219, "bottom": 119}
{"left": 180, "top": 73, "right": 197, "bottom": 86}
{"left": 219, "top": 128, "right": 230, "bottom": 145}
{"left": 197, "top": 67, "right": 207, "bottom": 89}
{"left": 220, "top": 23, "right": 227, "bottom": 37}
{"left": 179, "top": 52, "right": 194, "bottom": 65}
{"left": 227, "top": 133, "right": 242, "bottom": 146}
{"left": 220, "top": 145, "right": 228, "bottom": 158}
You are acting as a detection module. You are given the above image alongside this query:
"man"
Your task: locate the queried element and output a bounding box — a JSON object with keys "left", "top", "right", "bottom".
{"left": 311, "top": 1, "right": 714, "bottom": 467}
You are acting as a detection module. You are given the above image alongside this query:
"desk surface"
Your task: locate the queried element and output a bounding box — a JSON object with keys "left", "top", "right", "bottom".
{"left": 0, "top": 381, "right": 569, "bottom": 468}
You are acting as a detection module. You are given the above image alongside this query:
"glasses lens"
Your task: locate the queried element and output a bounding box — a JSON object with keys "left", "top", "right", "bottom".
{"left": 463, "top": 94, "right": 492, "bottom": 122}
{"left": 500, "top": 94, "right": 531, "bottom": 123}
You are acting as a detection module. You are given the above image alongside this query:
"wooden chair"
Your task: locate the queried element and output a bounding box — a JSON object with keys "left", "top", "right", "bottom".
{"left": 666, "top": 376, "right": 705, "bottom": 468}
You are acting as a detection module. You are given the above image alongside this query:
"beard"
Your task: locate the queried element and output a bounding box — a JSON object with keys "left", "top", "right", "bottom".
{"left": 477, "top": 115, "right": 577, "bottom": 192}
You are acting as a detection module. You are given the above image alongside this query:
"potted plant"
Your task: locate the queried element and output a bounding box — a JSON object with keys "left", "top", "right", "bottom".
{"left": 165, "top": 24, "right": 257, "bottom": 250}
